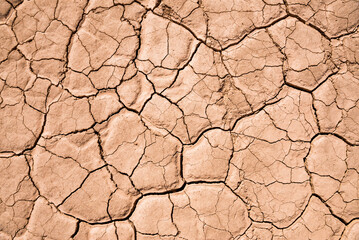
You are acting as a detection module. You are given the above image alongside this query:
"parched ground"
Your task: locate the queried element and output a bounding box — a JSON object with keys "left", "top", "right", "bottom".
{"left": 0, "top": 0, "right": 359, "bottom": 239}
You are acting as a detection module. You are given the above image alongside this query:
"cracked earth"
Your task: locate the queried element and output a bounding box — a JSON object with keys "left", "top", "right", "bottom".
{"left": 0, "top": 0, "right": 359, "bottom": 239}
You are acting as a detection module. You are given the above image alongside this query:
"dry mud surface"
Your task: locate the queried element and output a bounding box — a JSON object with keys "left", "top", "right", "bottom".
{"left": 0, "top": 0, "right": 359, "bottom": 239}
